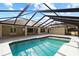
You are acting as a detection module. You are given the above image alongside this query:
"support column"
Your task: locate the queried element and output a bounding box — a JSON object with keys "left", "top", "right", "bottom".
{"left": 65, "top": 25, "right": 68, "bottom": 35}
{"left": 45, "top": 28, "right": 48, "bottom": 33}
{"left": 78, "top": 26, "right": 79, "bottom": 36}
{"left": 38, "top": 28, "right": 41, "bottom": 34}
{"left": 0, "top": 24, "right": 2, "bottom": 38}
{"left": 25, "top": 26, "right": 27, "bottom": 36}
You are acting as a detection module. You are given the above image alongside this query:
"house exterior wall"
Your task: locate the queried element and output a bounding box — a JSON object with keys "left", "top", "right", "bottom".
{"left": 49, "top": 27, "right": 65, "bottom": 35}
{"left": 1, "top": 24, "right": 49, "bottom": 37}
{"left": 1, "top": 24, "right": 45, "bottom": 37}
{"left": 2, "top": 24, "right": 25, "bottom": 37}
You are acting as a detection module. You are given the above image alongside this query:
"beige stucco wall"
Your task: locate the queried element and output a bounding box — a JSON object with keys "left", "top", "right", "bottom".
{"left": 49, "top": 27, "right": 65, "bottom": 35}
{"left": 0, "top": 24, "right": 2, "bottom": 38}
{"left": 2, "top": 24, "right": 25, "bottom": 37}
{"left": 38, "top": 28, "right": 41, "bottom": 34}
{"left": 25, "top": 27, "right": 27, "bottom": 36}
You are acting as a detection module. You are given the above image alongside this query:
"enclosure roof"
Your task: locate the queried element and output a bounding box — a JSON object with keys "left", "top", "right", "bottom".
{"left": 0, "top": 3, "right": 79, "bottom": 28}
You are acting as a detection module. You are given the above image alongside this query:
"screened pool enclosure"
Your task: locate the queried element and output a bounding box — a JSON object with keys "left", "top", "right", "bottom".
{"left": 0, "top": 3, "right": 79, "bottom": 36}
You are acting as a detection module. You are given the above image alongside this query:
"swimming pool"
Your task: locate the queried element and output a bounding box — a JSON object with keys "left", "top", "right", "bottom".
{"left": 9, "top": 37, "right": 69, "bottom": 56}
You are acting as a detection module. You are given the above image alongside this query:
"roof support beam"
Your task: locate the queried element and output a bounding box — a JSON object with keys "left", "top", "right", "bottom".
{"left": 38, "top": 18, "right": 50, "bottom": 27}
{"left": 32, "top": 15, "right": 45, "bottom": 27}
{"left": 0, "top": 23, "right": 24, "bottom": 26}
{"left": 41, "top": 20, "right": 54, "bottom": 28}
{"left": 45, "top": 15, "right": 79, "bottom": 26}
{"left": 43, "top": 3, "right": 59, "bottom": 28}
{"left": 45, "top": 23, "right": 65, "bottom": 28}
{"left": 1, "top": 8, "right": 79, "bottom": 12}
{"left": 0, "top": 10, "right": 22, "bottom": 12}
{"left": 0, "top": 16, "right": 16, "bottom": 19}
{"left": 0, "top": 17, "right": 16, "bottom": 23}
{"left": 52, "top": 18, "right": 79, "bottom": 26}
{"left": 14, "top": 4, "right": 30, "bottom": 25}
{"left": 46, "top": 15, "right": 79, "bottom": 20}
{"left": 0, "top": 12, "right": 33, "bottom": 20}
{"left": 43, "top": 3, "right": 58, "bottom": 16}
{"left": 51, "top": 17, "right": 79, "bottom": 22}
{"left": 38, "top": 8, "right": 79, "bottom": 12}
{"left": 24, "top": 12, "right": 37, "bottom": 26}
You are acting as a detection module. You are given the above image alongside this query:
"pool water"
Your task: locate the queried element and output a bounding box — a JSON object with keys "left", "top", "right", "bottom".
{"left": 9, "top": 37, "right": 69, "bottom": 56}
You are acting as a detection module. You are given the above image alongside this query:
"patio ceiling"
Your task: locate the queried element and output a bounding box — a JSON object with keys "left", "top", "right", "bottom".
{"left": 0, "top": 3, "right": 79, "bottom": 28}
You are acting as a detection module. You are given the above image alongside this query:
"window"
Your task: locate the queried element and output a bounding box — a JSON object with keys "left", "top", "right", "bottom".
{"left": 14, "top": 28, "right": 16, "bottom": 32}
{"left": 41, "top": 28, "right": 45, "bottom": 32}
{"left": 10, "top": 27, "right": 16, "bottom": 33}
{"left": 27, "top": 28, "right": 33, "bottom": 33}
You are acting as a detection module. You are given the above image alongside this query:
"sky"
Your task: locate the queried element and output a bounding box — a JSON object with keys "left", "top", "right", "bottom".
{"left": 0, "top": 3, "right": 79, "bottom": 21}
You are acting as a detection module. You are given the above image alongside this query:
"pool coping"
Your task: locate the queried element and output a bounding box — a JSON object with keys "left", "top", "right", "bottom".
{"left": 9, "top": 36, "right": 70, "bottom": 46}
{"left": 0, "top": 34, "right": 79, "bottom": 56}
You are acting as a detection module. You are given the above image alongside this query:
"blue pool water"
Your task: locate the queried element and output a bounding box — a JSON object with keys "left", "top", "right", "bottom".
{"left": 9, "top": 37, "right": 69, "bottom": 56}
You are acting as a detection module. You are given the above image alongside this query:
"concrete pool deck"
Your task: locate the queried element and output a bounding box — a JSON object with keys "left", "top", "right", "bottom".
{"left": 0, "top": 34, "right": 79, "bottom": 56}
